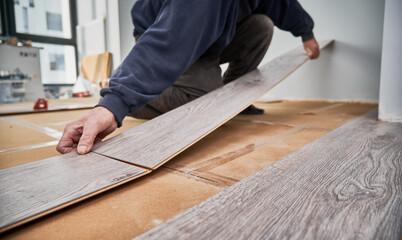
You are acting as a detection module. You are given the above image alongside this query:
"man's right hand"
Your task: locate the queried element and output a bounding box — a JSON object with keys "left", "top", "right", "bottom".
{"left": 57, "top": 106, "right": 117, "bottom": 154}
{"left": 303, "top": 37, "right": 320, "bottom": 59}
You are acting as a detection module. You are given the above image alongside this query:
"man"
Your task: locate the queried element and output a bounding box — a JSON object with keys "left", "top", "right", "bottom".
{"left": 57, "top": 0, "right": 320, "bottom": 155}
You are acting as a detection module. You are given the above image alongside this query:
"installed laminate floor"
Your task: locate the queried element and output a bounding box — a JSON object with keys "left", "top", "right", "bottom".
{"left": 135, "top": 109, "right": 402, "bottom": 240}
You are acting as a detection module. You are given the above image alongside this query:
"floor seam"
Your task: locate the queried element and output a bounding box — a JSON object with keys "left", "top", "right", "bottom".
{"left": 92, "top": 151, "right": 154, "bottom": 172}
{"left": 231, "top": 118, "right": 334, "bottom": 131}
{"left": 161, "top": 166, "right": 229, "bottom": 187}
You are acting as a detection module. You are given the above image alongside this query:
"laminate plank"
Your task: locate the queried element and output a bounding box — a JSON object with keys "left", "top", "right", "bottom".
{"left": 134, "top": 109, "right": 402, "bottom": 240}
{"left": 93, "top": 40, "right": 334, "bottom": 169}
{"left": 0, "top": 152, "right": 148, "bottom": 232}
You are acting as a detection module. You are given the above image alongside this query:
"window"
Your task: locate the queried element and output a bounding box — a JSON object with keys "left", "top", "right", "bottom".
{"left": 22, "top": 7, "right": 28, "bottom": 33}
{"left": 1, "top": 0, "right": 77, "bottom": 85}
{"left": 33, "top": 42, "right": 76, "bottom": 84}
{"left": 0, "top": 10, "right": 2, "bottom": 34}
{"left": 14, "top": 0, "right": 71, "bottom": 38}
{"left": 46, "top": 12, "right": 62, "bottom": 31}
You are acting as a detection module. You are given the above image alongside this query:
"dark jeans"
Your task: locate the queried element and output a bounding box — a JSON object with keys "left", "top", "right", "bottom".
{"left": 129, "top": 14, "right": 274, "bottom": 119}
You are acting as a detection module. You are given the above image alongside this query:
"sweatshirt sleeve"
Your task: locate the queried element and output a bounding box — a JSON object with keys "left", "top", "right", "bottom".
{"left": 262, "top": 0, "right": 315, "bottom": 42}
{"left": 97, "top": 0, "right": 233, "bottom": 127}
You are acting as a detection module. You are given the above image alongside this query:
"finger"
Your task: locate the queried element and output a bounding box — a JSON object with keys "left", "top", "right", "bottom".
{"left": 310, "top": 49, "right": 319, "bottom": 59}
{"left": 94, "top": 136, "right": 103, "bottom": 144}
{"left": 306, "top": 48, "right": 313, "bottom": 59}
{"left": 314, "top": 47, "right": 320, "bottom": 59}
{"left": 57, "top": 122, "right": 82, "bottom": 154}
{"left": 77, "top": 121, "right": 99, "bottom": 154}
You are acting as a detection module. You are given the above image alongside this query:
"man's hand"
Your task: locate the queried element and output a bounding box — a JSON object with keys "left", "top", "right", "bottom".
{"left": 303, "top": 37, "right": 320, "bottom": 59}
{"left": 57, "top": 107, "right": 117, "bottom": 154}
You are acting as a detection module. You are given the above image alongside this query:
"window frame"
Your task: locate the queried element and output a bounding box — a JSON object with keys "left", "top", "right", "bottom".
{"left": 0, "top": 0, "right": 78, "bottom": 85}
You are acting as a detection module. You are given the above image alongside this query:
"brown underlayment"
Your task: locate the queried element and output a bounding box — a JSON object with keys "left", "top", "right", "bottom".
{"left": 0, "top": 100, "right": 377, "bottom": 240}
{"left": 0, "top": 117, "right": 147, "bottom": 170}
{"left": 0, "top": 120, "right": 55, "bottom": 150}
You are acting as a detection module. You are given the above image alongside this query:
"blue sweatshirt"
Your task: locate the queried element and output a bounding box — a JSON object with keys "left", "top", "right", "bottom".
{"left": 98, "top": 0, "right": 314, "bottom": 127}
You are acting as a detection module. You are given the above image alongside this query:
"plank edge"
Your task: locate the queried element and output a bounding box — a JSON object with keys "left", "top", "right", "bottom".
{"left": 0, "top": 170, "right": 150, "bottom": 233}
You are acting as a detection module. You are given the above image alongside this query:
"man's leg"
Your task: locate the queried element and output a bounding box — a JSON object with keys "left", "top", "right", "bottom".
{"left": 129, "top": 14, "right": 274, "bottom": 119}
{"left": 128, "top": 54, "right": 222, "bottom": 119}
{"left": 220, "top": 14, "right": 274, "bottom": 114}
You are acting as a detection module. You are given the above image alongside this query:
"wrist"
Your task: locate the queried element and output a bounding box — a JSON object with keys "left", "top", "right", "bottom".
{"left": 301, "top": 31, "right": 314, "bottom": 42}
{"left": 94, "top": 106, "right": 117, "bottom": 124}
{"left": 96, "top": 94, "right": 130, "bottom": 127}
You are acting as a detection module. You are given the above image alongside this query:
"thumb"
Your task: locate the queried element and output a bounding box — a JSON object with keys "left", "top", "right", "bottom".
{"left": 77, "top": 121, "right": 98, "bottom": 154}
{"left": 306, "top": 48, "right": 313, "bottom": 58}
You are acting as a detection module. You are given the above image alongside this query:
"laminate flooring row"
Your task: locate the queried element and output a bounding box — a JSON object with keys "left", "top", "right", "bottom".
{"left": 135, "top": 109, "right": 402, "bottom": 240}
{"left": 0, "top": 41, "right": 333, "bottom": 232}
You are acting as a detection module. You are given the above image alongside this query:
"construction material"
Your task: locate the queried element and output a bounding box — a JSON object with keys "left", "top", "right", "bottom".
{"left": 135, "top": 109, "right": 402, "bottom": 239}
{"left": 79, "top": 52, "right": 112, "bottom": 88}
{"left": 93, "top": 40, "right": 334, "bottom": 169}
{"left": 0, "top": 102, "right": 379, "bottom": 239}
{"left": 0, "top": 152, "right": 148, "bottom": 232}
{"left": 0, "top": 41, "right": 333, "bottom": 233}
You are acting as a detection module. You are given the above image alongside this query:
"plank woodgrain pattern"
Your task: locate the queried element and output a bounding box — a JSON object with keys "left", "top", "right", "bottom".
{"left": 93, "top": 40, "right": 334, "bottom": 169}
{"left": 0, "top": 152, "right": 147, "bottom": 232}
{"left": 135, "top": 110, "right": 402, "bottom": 240}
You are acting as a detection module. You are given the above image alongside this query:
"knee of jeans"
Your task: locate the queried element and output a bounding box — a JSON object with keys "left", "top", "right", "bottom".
{"left": 248, "top": 14, "right": 274, "bottom": 41}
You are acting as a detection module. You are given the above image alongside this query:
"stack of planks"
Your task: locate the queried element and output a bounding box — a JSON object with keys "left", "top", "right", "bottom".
{"left": 0, "top": 40, "right": 334, "bottom": 233}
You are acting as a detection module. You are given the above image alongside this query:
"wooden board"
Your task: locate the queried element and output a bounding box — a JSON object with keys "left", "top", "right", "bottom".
{"left": 79, "top": 52, "right": 112, "bottom": 88}
{"left": 0, "top": 152, "right": 148, "bottom": 232}
{"left": 134, "top": 109, "right": 402, "bottom": 240}
{"left": 93, "top": 40, "right": 334, "bottom": 169}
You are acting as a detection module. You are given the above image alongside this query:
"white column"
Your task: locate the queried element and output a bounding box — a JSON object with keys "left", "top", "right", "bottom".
{"left": 379, "top": 0, "right": 402, "bottom": 122}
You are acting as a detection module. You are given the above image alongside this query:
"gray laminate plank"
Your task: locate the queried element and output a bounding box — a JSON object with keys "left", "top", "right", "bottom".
{"left": 134, "top": 109, "right": 402, "bottom": 240}
{"left": 93, "top": 40, "right": 334, "bottom": 169}
{"left": 0, "top": 152, "right": 148, "bottom": 232}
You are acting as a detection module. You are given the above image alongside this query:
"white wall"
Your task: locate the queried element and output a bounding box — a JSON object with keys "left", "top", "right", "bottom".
{"left": 90, "top": 0, "right": 386, "bottom": 103}
{"left": 76, "top": 0, "right": 121, "bottom": 69}
{"left": 118, "top": 0, "right": 137, "bottom": 62}
{"left": 259, "top": 0, "right": 385, "bottom": 103}
{"left": 379, "top": 0, "right": 402, "bottom": 122}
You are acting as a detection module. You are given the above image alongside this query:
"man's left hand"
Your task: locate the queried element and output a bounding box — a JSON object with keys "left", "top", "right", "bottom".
{"left": 303, "top": 37, "right": 320, "bottom": 59}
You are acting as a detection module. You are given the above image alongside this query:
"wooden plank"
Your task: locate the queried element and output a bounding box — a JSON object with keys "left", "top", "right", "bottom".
{"left": 93, "top": 40, "right": 334, "bottom": 169}
{"left": 134, "top": 109, "right": 402, "bottom": 240}
{"left": 0, "top": 152, "right": 148, "bottom": 233}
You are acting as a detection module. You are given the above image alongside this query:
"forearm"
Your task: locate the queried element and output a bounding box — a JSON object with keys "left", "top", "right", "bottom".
{"left": 98, "top": 0, "right": 231, "bottom": 127}
{"left": 263, "top": 0, "right": 315, "bottom": 41}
